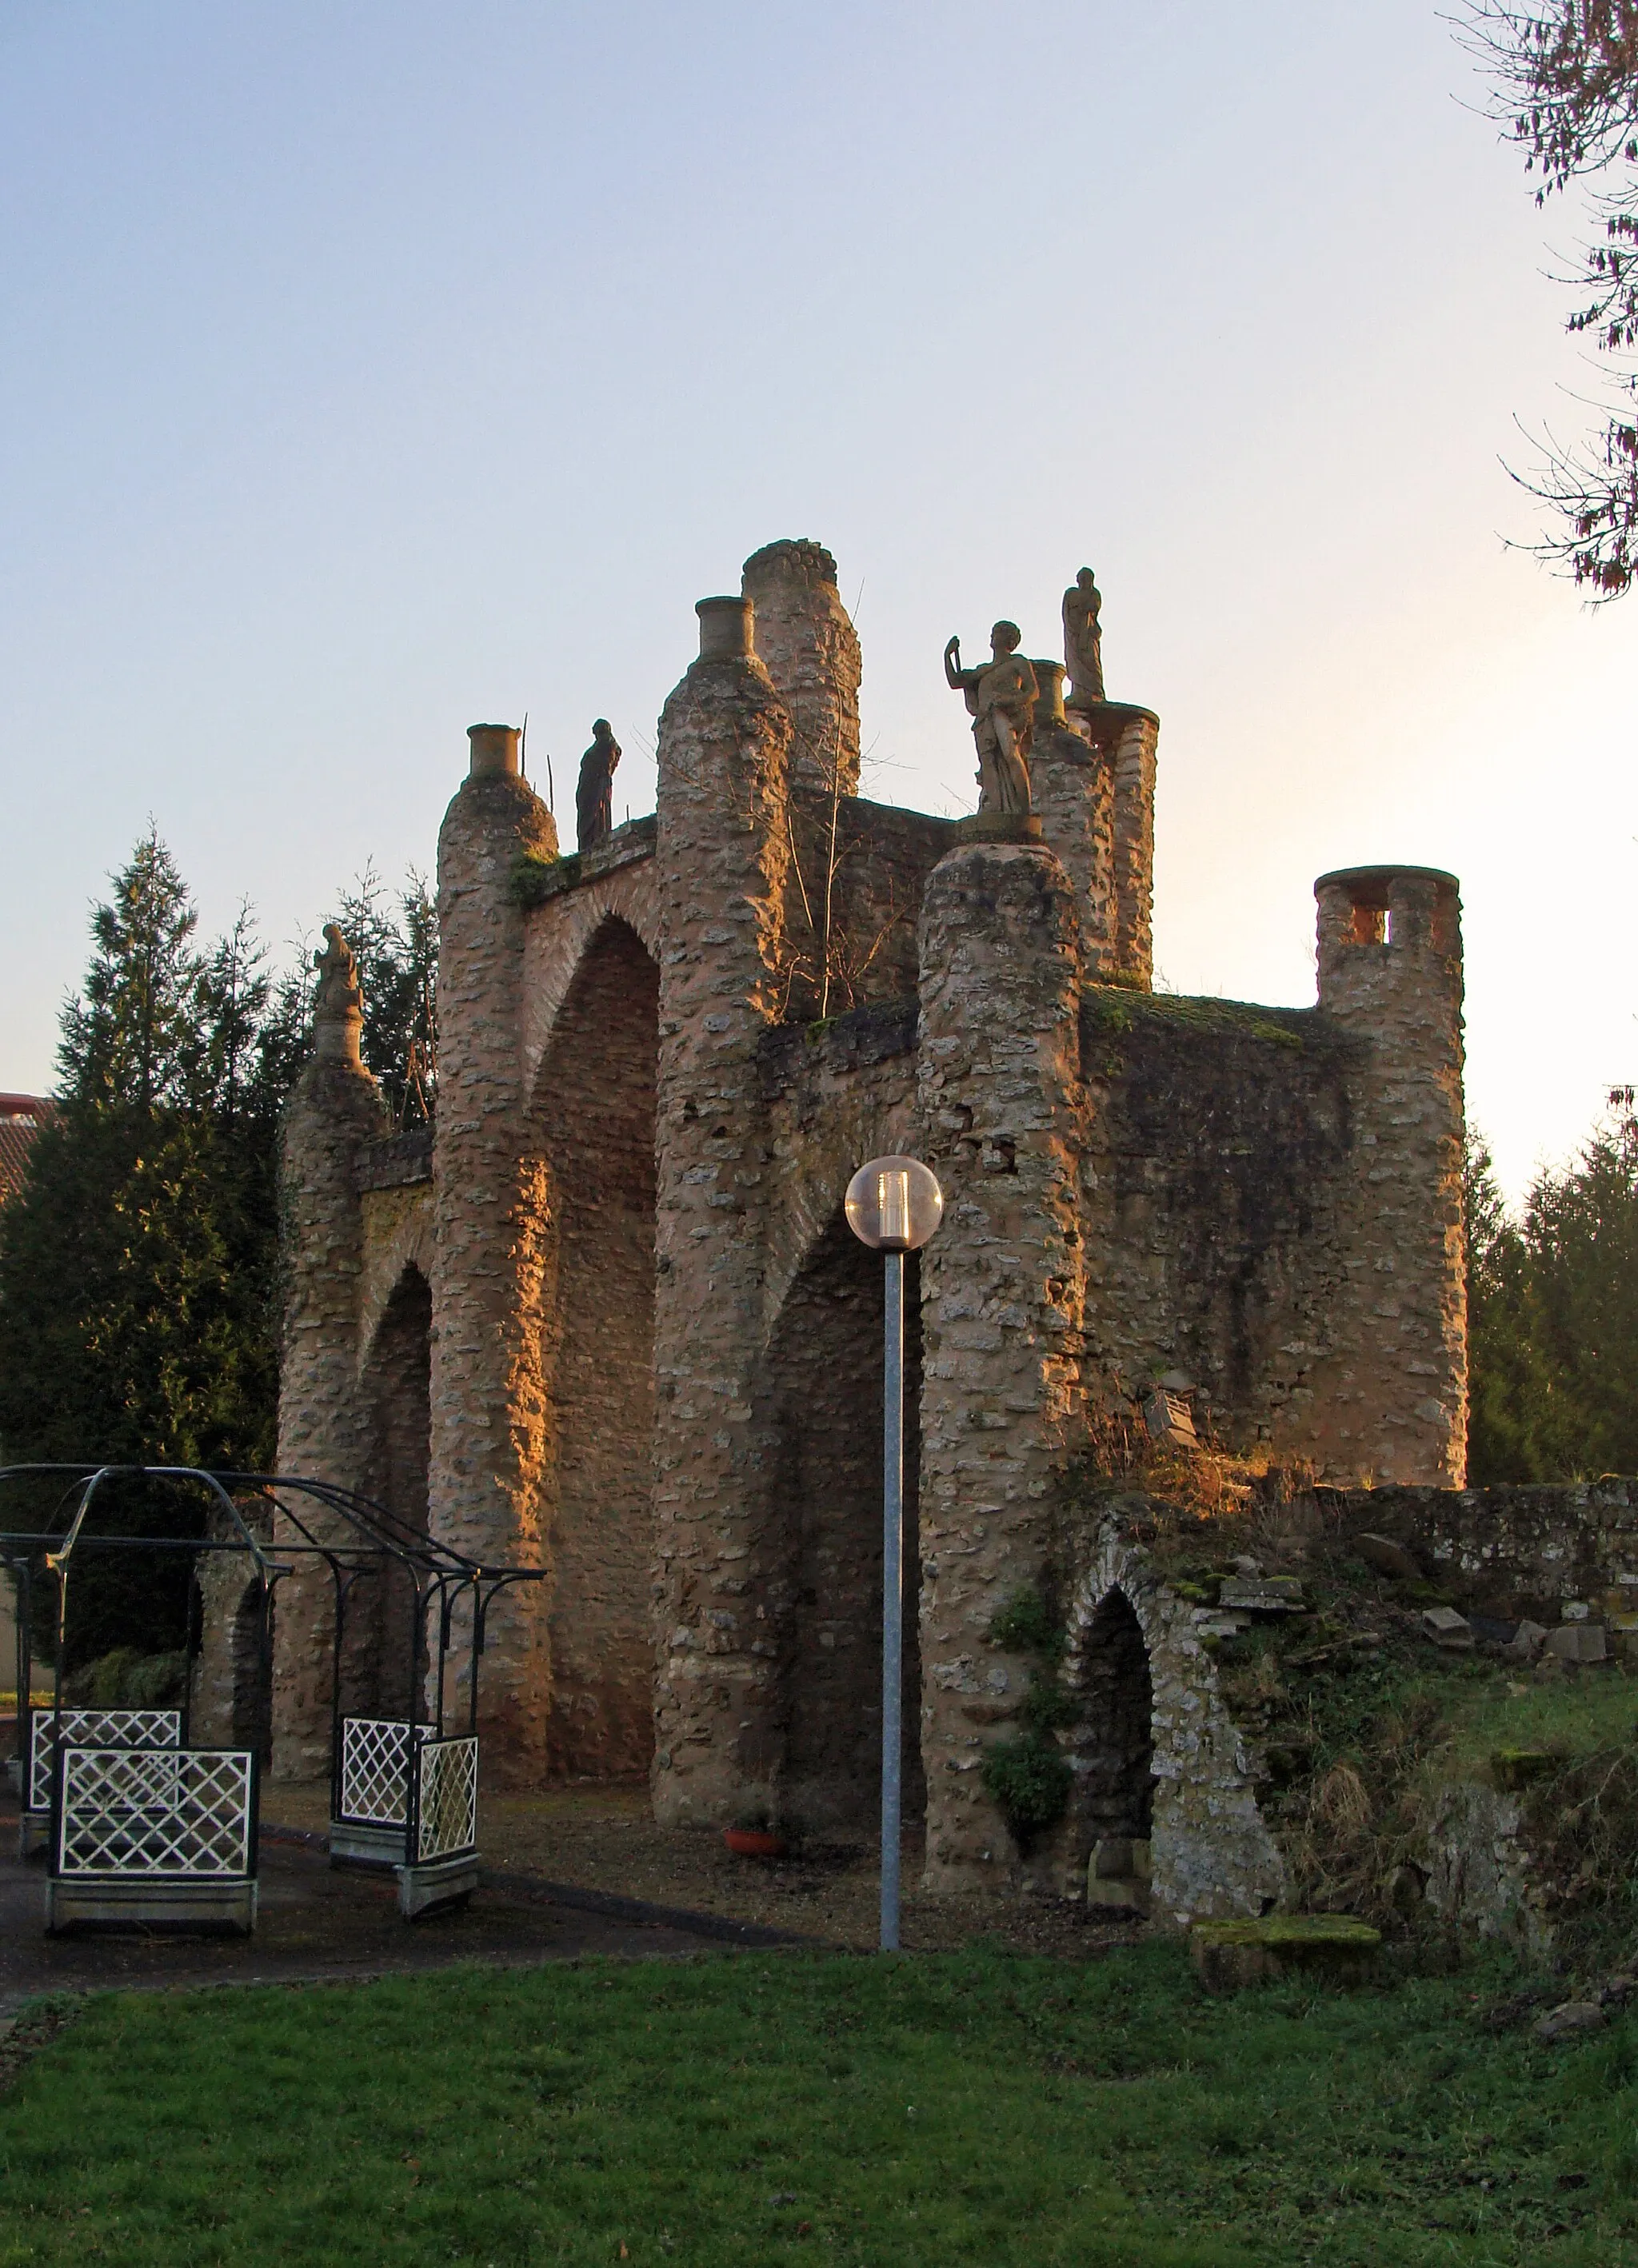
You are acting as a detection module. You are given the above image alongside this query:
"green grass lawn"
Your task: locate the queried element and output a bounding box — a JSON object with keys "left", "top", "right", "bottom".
{"left": 0, "top": 1943, "right": 1634, "bottom": 2266}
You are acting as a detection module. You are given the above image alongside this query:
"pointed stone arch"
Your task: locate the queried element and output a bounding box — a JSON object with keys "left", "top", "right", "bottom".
{"left": 763, "top": 1210, "right": 925, "bottom": 1836}
{"left": 1062, "top": 1524, "right": 1285, "bottom": 1923}
{"left": 521, "top": 861, "right": 661, "bottom": 1095}
{"left": 355, "top": 1259, "right": 433, "bottom": 1719}
{"left": 529, "top": 910, "right": 661, "bottom": 1778}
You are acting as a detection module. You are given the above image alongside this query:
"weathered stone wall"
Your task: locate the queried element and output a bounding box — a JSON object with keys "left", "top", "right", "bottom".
{"left": 1316, "top": 1480, "right": 1638, "bottom": 1625}
{"left": 1079, "top": 991, "right": 1356, "bottom": 1447}
{"left": 782, "top": 791, "right": 953, "bottom": 1016}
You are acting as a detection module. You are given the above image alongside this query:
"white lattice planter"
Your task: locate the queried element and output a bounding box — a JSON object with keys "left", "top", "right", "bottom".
{"left": 45, "top": 1743, "right": 257, "bottom": 1934}
{"left": 20, "top": 1707, "right": 182, "bottom": 1860}
{"left": 395, "top": 1735, "right": 481, "bottom": 1919}
{"left": 330, "top": 1715, "right": 432, "bottom": 1867}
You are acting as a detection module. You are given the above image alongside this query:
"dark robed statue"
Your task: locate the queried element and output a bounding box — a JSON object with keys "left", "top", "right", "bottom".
{"left": 576, "top": 719, "right": 621, "bottom": 852}
{"left": 1063, "top": 567, "right": 1105, "bottom": 708}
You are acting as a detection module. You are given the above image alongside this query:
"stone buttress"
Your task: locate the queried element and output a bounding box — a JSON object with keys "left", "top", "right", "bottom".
{"left": 649, "top": 596, "right": 797, "bottom": 1826}
{"left": 914, "top": 831, "right": 1089, "bottom": 1890}
{"left": 272, "top": 948, "right": 385, "bottom": 1776}
{"left": 429, "top": 724, "right": 559, "bottom": 1772}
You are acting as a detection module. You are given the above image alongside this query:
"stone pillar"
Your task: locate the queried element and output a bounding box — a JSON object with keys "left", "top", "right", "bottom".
{"left": 1067, "top": 702, "right": 1159, "bottom": 986}
{"left": 914, "top": 837, "right": 1088, "bottom": 1889}
{"left": 1309, "top": 864, "right": 1467, "bottom": 1486}
{"left": 1029, "top": 661, "right": 1115, "bottom": 973}
{"left": 272, "top": 949, "right": 385, "bottom": 1779}
{"left": 741, "top": 539, "right": 861, "bottom": 797}
{"left": 650, "top": 594, "right": 794, "bottom": 1827}
{"left": 429, "top": 723, "right": 559, "bottom": 1777}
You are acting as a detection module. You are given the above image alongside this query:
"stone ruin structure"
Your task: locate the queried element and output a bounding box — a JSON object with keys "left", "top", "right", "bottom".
{"left": 270, "top": 536, "right": 1468, "bottom": 1913}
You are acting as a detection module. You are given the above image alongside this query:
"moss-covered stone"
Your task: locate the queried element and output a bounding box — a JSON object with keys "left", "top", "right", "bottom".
{"left": 1191, "top": 1914, "right": 1381, "bottom": 1993}
{"left": 1492, "top": 1748, "right": 1558, "bottom": 1791}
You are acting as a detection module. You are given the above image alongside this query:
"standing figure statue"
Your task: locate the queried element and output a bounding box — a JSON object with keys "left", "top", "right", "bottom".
{"left": 575, "top": 718, "right": 621, "bottom": 852}
{"left": 1062, "top": 567, "right": 1105, "bottom": 709}
{"left": 944, "top": 621, "right": 1037, "bottom": 815}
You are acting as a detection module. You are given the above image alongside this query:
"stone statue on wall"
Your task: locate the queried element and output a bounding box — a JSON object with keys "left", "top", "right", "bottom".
{"left": 1063, "top": 567, "right": 1105, "bottom": 709}
{"left": 313, "top": 924, "right": 363, "bottom": 1021}
{"left": 944, "top": 621, "right": 1037, "bottom": 814}
{"left": 576, "top": 718, "right": 621, "bottom": 852}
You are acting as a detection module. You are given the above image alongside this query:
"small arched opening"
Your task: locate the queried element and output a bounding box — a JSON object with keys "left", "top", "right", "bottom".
{"left": 1068, "top": 1587, "right": 1154, "bottom": 1903}
{"left": 358, "top": 1263, "right": 432, "bottom": 1719}
{"left": 766, "top": 1213, "right": 924, "bottom": 1839}
{"left": 229, "top": 1579, "right": 274, "bottom": 1759}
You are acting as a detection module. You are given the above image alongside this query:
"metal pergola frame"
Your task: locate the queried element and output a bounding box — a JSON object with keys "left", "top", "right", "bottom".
{"left": 0, "top": 1464, "right": 543, "bottom": 1926}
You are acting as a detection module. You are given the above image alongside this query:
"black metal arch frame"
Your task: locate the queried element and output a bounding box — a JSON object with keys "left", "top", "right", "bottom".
{"left": 0, "top": 1463, "right": 544, "bottom": 1824}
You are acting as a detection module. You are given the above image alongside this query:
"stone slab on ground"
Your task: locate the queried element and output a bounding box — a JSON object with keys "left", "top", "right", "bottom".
{"left": 1191, "top": 1915, "right": 1381, "bottom": 1994}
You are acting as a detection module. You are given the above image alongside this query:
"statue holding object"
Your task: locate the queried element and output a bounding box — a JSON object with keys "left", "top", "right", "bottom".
{"left": 944, "top": 621, "right": 1037, "bottom": 815}
{"left": 576, "top": 718, "right": 621, "bottom": 852}
{"left": 1062, "top": 567, "right": 1105, "bottom": 709}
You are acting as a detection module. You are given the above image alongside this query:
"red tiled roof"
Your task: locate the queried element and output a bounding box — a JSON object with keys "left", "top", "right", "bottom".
{"left": 0, "top": 1096, "right": 53, "bottom": 1205}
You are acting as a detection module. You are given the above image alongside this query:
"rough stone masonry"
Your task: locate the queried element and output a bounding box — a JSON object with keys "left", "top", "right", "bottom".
{"left": 272, "top": 536, "right": 1468, "bottom": 1895}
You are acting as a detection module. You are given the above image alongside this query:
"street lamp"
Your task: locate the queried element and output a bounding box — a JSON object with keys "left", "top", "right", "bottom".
{"left": 845, "top": 1153, "right": 943, "bottom": 1951}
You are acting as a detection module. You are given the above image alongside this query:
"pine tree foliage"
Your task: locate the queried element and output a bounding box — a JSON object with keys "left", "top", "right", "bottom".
{"left": 0, "top": 836, "right": 436, "bottom": 1659}
{"left": 1466, "top": 1112, "right": 1638, "bottom": 1477}
{"left": 1462, "top": 2, "right": 1638, "bottom": 594}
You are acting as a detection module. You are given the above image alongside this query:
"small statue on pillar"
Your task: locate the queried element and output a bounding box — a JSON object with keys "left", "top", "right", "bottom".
{"left": 313, "top": 924, "right": 363, "bottom": 1021}
{"left": 575, "top": 718, "right": 621, "bottom": 852}
{"left": 944, "top": 621, "right": 1037, "bottom": 814}
{"left": 311, "top": 923, "right": 365, "bottom": 1065}
{"left": 1062, "top": 567, "right": 1105, "bottom": 709}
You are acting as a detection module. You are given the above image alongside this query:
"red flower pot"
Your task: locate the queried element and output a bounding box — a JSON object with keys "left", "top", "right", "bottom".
{"left": 723, "top": 1827, "right": 787, "bottom": 1860}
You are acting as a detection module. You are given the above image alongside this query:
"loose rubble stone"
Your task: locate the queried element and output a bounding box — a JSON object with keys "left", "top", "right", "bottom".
{"left": 1219, "top": 1575, "right": 1305, "bottom": 1613}
{"left": 1503, "top": 1619, "right": 1548, "bottom": 1662}
{"left": 1420, "top": 1605, "right": 1474, "bottom": 1649}
{"left": 1353, "top": 1532, "right": 1422, "bottom": 1580}
{"left": 1534, "top": 2001, "right": 1607, "bottom": 2042}
{"left": 1544, "top": 1624, "right": 1608, "bottom": 1663}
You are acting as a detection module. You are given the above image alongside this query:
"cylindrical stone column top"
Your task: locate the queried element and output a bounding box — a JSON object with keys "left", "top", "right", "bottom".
{"left": 1031, "top": 660, "right": 1067, "bottom": 729}
{"left": 1315, "top": 864, "right": 1460, "bottom": 952}
{"left": 696, "top": 596, "right": 755, "bottom": 662}
{"left": 1316, "top": 864, "right": 1463, "bottom": 1019}
{"left": 467, "top": 723, "right": 521, "bottom": 779}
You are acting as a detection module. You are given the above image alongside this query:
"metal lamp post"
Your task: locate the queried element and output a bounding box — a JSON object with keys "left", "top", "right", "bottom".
{"left": 845, "top": 1153, "right": 943, "bottom": 1951}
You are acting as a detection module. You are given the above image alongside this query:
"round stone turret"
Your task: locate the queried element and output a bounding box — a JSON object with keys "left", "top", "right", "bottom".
{"left": 741, "top": 538, "right": 861, "bottom": 797}
{"left": 1310, "top": 863, "right": 1467, "bottom": 1486}
{"left": 429, "top": 722, "right": 558, "bottom": 1776}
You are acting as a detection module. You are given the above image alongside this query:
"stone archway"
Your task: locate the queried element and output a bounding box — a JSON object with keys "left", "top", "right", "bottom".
{"left": 765, "top": 1214, "right": 925, "bottom": 1838}
{"left": 532, "top": 914, "right": 660, "bottom": 1779}
{"left": 1065, "top": 1586, "right": 1155, "bottom": 1911}
{"left": 1061, "top": 1525, "right": 1286, "bottom": 1924}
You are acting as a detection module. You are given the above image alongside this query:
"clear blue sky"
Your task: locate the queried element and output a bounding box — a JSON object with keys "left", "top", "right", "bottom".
{"left": 2, "top": 0, "right": 1633, "bottom": 1197}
